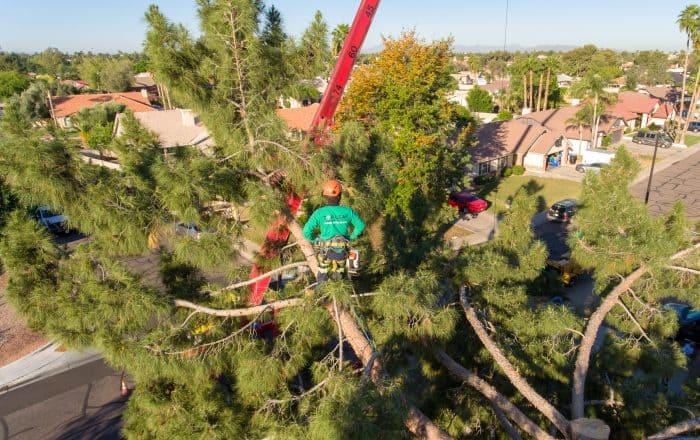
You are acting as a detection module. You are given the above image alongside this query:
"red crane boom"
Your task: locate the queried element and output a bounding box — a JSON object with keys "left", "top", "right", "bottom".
{"left": 248, "top": 0, "right": 381, "bottom": 308}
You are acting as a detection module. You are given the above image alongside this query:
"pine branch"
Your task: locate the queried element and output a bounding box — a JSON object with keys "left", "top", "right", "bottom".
{"left": 616, "top": 299, "right": 653, "bottom": 344}
{"left": 174, "top": 297, "right": 303, "bottom": 317}
{"left": 252, "top": 139, "right": 311, "bottom": 166}
{"left": 670, "top": 242, "right": 700, "bottom": 260}
{"left": 220, "top": 261, "right": 310, "bottom": 291}
{"left": 433, "top": 349, "right": 554, "bottom": 440}
{"left": 665, "top": 265, "right": 700, "bottom": 275}
{"left": 459, "top": 287, "right": 570, "bottom": 438}
{"left": 571, "top": 266, "right": 647, "bottom": 420}
{"left": 646, "top": 417, "right": 700, "bottom": 440}
{"left": 489, "top": 399, "right": 524, "bottom": 440}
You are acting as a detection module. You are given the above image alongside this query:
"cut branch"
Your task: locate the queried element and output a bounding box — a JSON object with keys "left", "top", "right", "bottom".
{"left": 647, "top": 417, "right": 700, "bottom": 440}
{"left": 571, "top": 266, "right": 647, "bottom": 419}
{"left": 434, "top": 349, "right": 554, "bottom": 440}
{"left": 489, "top": 399, "right": 524, "bottom": 440}
{"left": 666, "top": 265, "right": 700, "bottom": 275}
{"left": 670, "top": 242, "right": 700, "bottom": 260}
{"left": 616, "top": 299, "right": 653, "bottom": 344}
{"left": 174, "top": 298, "right": 303, "bottom": 318}
{"left": 460, "top": 287, "right": 570, "bottom": 438}
{"left": 221, "top": 261, "right": 310, "bottom": 291}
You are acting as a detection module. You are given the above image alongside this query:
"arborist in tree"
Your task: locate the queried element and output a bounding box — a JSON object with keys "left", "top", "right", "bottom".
{"left": 302, "top": 179, "right": 365, "bottom": 282}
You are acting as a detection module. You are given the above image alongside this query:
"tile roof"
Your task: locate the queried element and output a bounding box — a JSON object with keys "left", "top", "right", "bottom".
{"left": 121, "top": 109, "right": 214, "bottom": 149}
{"left": 651, "top": 102, "right": 674, "bottom": 119}
{"left": 521, "top": 106, "right": 623, "bottom": 141}
{"left": 51, "top": 92, "right": 154, "bottom": 118}
{"left": 528, "top": 130, "right": 563, "bottom": 154}
{"left": 610, "top": 91, "right": 659, "bottom": 116}
{"left": 481, "top": 79, "right": 510, "bottom": 94}
{"left": 276, "top": 103, "right": 319, "bottom": 131}
{"left": 473, "top": 119, "right": 546, "bottom": 162}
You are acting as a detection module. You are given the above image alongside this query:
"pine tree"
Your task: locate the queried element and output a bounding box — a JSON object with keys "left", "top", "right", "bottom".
{"left": 297, "top": 11, "right": 331, "bottom": 79}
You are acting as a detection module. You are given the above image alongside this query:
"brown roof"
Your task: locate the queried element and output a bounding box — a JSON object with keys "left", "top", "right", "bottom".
{"left": 51, "top": 92, "right": 154, "bottom": 118}
{"left": 473, "top": 119, "right": 546, "bottom": 162}
{"left": 610, "top": 91, "right": 659, "bottom": 116}
{"left": 645, "top": 86, "right": 676, "bottom": 102}
{"left": 528, "top": 131, "right": 563, "bottom": 154}
{"left": 276, "top": 103, "right": 319, "bottom": 131}
{"left": 652, "top": 102, "right": 674, "bottom": 119}
{"left": 120, "top": 109, "right": 214, "bottom": 149}
{"left": 523, "top": 106, "right": 623, "bottom": 141}
{"left": 481, "top": 79, "right": 510, "bottom": 94}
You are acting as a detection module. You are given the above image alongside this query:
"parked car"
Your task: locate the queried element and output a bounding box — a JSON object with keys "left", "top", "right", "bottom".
{"left": 546, "top": 199, "right": 577, "bottom": 223}
{"left": 448, "top": 191, "right": 488, "bottom": 218}
{"left": 632, "top": 130, "right": 673, "bottom": 148}
{"left": 663, "top": 303, "right": 700, "bottom": 343}
{"left": 574, "top": 162, "right": 606, "bottom": 173}
{"left": 688, "top": 121, "right": 700, "bottom": 132}
{"left": 32, "top": 206, "right": 68, "bottom": 233}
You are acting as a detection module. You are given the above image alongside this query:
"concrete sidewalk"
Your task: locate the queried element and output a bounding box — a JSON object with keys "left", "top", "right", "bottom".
{"left": 0, "top": 342, "right": 101, "bottom": 395}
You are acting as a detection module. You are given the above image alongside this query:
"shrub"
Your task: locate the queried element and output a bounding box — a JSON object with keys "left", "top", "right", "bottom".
{"left": 495, "top": 110, "right": 513, "bottom": 121}
{"left": 602, "top": 134, "right": 612, "bottom": 147}
{"left": 473, "top": 174, "right": 495, "bottom": 186}
{"left": 511, "top": 165, "right": 525, "bottom": 175}
{"left": 501, "top": 166, "right": 513, "bottom": 177}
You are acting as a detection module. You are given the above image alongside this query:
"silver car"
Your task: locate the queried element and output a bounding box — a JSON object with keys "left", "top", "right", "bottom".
{"left": 574, "top": 162, "right": 606, "bottom": 173}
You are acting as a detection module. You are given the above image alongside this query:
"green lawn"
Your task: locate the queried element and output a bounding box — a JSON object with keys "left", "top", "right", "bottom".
{"left": 477, "top": 175, "right": 583, "bottom": 214}
{"left": 684, "top": 134, "right": 700, "bottom": 147}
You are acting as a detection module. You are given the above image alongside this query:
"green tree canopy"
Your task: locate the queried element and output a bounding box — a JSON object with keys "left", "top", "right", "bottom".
{"left": 0, "top": 70, "right": 29, "bottom": 99}
{"left": 467, "top": 87, "right": 494, "bottom": 112}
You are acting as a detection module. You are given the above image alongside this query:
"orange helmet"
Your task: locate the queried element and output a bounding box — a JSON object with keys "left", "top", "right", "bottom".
{"left": 322, "top": 179, "right": 342, "bottom": 197}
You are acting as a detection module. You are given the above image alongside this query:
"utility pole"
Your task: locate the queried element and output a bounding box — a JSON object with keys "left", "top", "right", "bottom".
{"left": 644, "top": 133, "right": 660, "bottom": 205}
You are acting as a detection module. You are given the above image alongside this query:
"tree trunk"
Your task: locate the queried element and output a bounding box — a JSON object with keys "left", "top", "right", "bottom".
{"left": 434, "top": 350, "right": 555, "bottom": 440}
{"left": 536, "top": 72, "right": 544, "bottom": 112}
{"left": 591, "top": 94, "right": 599, "bottom": 148}
{"left": 571, "top": 267, "right": 647, "bottom": 419}
{"left": 285, "top": 217, "right": 451, "bottom": 439}
{"left": 543, "top": 66, "right": 551, "bottom": 110}
{"left": 680, "top": 67, "right": 700, "bottom": 146}
{"left": 647, "top": 417, "right": 700, "bottom": 439}
{"left": 578, "top": 126, "right": 583, "bottom": 161}
{"left": 529, "top": 70, "right": 534, "bottom": 112}
{"left": 676, "top": 41, "right": 690, "bottom": 143}
{"left": 489, "top": 400, "right": 524, "bottom": 440}
{"left": 460, "top": 289, "right": 571, "bottom": 438}
{"left": 523, "top": 74, "right": 528, "bottom": 110}
{"left": 570, "top": 419, "right": 610, "bottom": 440}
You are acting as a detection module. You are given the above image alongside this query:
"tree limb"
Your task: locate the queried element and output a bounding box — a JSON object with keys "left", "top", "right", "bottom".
{"left": 670, "top": 242, "right": 700, "bottom": 260}
{"left": 434, "top": 349, "right": 554, "bottom": 440}
{"left": 174, "top": 298, "right": 303, "bottom": 318}
{"left": 489, "top": 398, "right": 524, "bottom": 440}
{"left": 221, "top": 261, "right": 310, "bottom": 291}
{"left": 460, "top": 287, "right": 571, "bottom": 438}
{"left": 571, "top": 266, "right": 647, "bottom": 419}
{"left": 647, "top": 417, "right": 700, "bottom": 440}
{"left": 616, "top": 299, "right": 653, "bottom": 344}
{"left": 665, "top": 265, "right": 700, "bottom": 275}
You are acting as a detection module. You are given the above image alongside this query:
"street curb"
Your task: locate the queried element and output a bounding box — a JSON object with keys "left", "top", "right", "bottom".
{"left": 0, "top": 343, "right": 101, "bottom": 395}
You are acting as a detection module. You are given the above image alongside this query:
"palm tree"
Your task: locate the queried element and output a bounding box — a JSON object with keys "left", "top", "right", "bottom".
{"left": 331, "top": 23, "right": 350, "bottom": 58}
{"left": 676, "top": 5, "right": 700, "bottom": 143}
{"left": 571, "top": 74, "right": 614, "bottom": 148}
{"left": 543, "top": 56, "right": 560, "bottom": 110}
{"left": 566, "top": 105, "right": 592, "bottom": 162}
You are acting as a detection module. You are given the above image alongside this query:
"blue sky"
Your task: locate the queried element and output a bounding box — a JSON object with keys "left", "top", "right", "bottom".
{"left": 0, "top": 1, "right": 693, "bottom": 53}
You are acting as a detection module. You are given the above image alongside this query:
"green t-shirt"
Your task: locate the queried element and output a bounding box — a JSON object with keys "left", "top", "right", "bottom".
{"left": 302, "top": 205, "right": 365, "bottom": 241}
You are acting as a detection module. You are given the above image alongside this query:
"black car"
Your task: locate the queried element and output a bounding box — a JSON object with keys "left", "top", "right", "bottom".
{"left": 546, "top": 199, "right": 577, "bottom": 222}
{"left": 689, "top": 121, "right": 700, "bottom": 132}
{"left": 632, "top": 130, "right": 673, "bottom": 148}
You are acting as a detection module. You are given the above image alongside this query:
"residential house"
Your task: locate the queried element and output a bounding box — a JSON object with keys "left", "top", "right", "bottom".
{"left": 59, "top": 79, "right": 89, "bottom": 91}
{"left": 276, "top": 103, "right": 319, "bottom": 138}
{"left": 608, "top": 91, "right": 673, "bottom": 130}
{"left": 450, "top": 71, "right": 474, "bottom": 91}
{"left": 481, "top": 79, "right": 510, "bottom": 101}
{"left": 523, "top": 106, "right": 626, "bottom": 153}
{"left": 557, "top": 73, "right": 573, "bottom": 88}
{"left": 50, "top": 92, "right": 155, "bottom": 128}
{"left": 471, "top": 105, "right": 626, "bottom": 175}
{"left": 132, "top": 72, "right": 160, "bottom": 103}
{"left": 114, "top": 108, "right": 215, "bottom": 155}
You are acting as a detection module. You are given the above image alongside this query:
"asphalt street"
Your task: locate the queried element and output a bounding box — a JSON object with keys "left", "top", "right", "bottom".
{"left": 0, "top": 359, "right": 125, "bottom": 440}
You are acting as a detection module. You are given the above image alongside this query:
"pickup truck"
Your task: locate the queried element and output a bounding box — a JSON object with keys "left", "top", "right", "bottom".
{"left": 33, "top": 206, "right": 68, "bottom": 232}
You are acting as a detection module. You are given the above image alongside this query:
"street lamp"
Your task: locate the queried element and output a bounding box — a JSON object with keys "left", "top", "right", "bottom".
{"left": 643, "top": 133, "right": 660, "bottom": 205}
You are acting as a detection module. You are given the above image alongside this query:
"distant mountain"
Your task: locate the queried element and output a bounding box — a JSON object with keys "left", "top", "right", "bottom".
{"left": 362, "top": 43, "right": 578, "bottom": 54}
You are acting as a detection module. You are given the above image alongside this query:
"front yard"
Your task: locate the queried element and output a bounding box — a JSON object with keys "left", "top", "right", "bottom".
{"left": 477, "top": 175, "right": 583, "bottom": 214}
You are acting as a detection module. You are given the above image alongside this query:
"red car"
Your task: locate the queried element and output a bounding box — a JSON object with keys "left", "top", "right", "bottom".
{"left": 448, "top": 191, "right": 488, "bottom": 218}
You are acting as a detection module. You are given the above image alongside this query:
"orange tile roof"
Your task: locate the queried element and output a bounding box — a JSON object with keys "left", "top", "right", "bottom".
{"left": 275, "top": 103, "right": 320, "bottom": 131}
{"left": 610, "top": 91, "right": 659, "bottom": 116}
{"left": 50, "top": 92, "right": 154, "bottom": 118}
{"left": 523, "top": 106, "right": 623, "bottom": 141}
{"left": 652, "top": 102, "right": 674, "bottom": 119}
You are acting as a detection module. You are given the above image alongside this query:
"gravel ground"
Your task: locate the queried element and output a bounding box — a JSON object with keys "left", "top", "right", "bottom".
{"left": 0, "top": 273, "right": 48, "bottom": 367}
